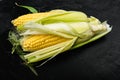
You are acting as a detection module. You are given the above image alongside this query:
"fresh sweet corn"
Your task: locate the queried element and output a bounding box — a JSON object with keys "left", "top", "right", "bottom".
{"left": 12, "top": 13, "right": 49, "bottom": 27}
{"left": 21, "top": 34, "right": 69, "bottom": 52}
{"left": 8, "top": 7, "right": 112, "bottom": 76}
{"left": 12, "top": 10, "right": 67, "bottom": 27}
{"left": 9, "top": 9, "right": 111, "bottom": 65}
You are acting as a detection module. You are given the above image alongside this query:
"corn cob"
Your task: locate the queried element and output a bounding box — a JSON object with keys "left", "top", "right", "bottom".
{"left": 21, "top": 34, "right": 69, "bottom": 52}
{"left": 12, "top": 10, "right": 67, "bottom": 27}
{"left": 12, "top": 13, "right": 45, "bottom": 27}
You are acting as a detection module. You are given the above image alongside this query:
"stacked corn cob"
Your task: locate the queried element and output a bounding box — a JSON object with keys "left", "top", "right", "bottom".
{"left": 9, "top": 9, "right": 111, "bottom": 64}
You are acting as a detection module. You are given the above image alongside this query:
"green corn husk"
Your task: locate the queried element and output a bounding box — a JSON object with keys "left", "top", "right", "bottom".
{"left": 8, "top": 7, "right": 112, "bottom": 75}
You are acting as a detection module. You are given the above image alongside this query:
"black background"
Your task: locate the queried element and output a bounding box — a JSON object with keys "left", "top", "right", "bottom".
{"left": 0, "top": 0, "right": 120, "bottom": 80}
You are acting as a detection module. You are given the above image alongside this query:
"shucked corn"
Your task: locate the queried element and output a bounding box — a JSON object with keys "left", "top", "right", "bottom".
{"left": 21, "top": 34, "right": 68, "bottom": 51}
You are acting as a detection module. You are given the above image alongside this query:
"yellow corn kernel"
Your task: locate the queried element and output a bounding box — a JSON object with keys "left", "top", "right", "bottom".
{"left": 21, "top": 34, "right": 68, "bottom": 51}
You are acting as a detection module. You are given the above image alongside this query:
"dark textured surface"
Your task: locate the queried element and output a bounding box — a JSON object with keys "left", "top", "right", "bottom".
{"left": 0, "top": 0, "right": 120, "bottom": 80}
